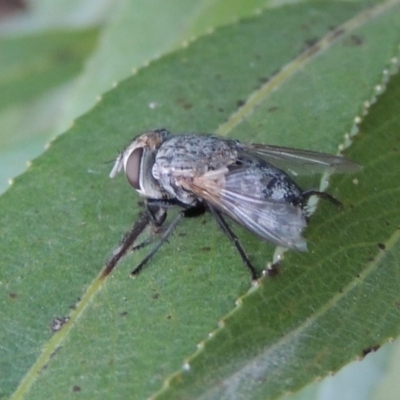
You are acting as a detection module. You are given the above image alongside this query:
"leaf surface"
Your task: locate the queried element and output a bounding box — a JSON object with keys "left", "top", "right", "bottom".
{"left": 1, "top": 2, "right": 400, "bottom": 400}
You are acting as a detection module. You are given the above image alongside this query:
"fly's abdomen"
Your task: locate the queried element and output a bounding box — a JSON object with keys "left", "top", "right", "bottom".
{"left": 226, "top": 159, "right": 304, "bottom": 205}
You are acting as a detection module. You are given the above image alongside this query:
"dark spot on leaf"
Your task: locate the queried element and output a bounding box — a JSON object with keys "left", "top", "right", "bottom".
{"left": 306, "top": 43, "right": 321, "bottom": 57}
{"left": 377, "top": 243, "right": 386, "bottom": 250}
{"left": 368, "top": 257, "right": 374, "bottom": 262}
{"left": 178, "top": 232, "right": 186, "bottom": 237}
{"left": 345, "top": 35, "right": 364, "bottom": 46}
{"left": 218, "top": 107, "right": 225, "bottom": 113}
{"left": 304, "top": 38, "right": 318, "bottom": 48}
{"left": 51, "top": 317, "right": 69, "bottom": 332}
{"left": 152, "top": 293, "right": 160, "bottom": 299}
{"left": 120, "top": 311, "right": 128, "bottom": 317}
{"left": 201, "top": 246, "right": 211, "bottom": 252}
{"left": 166, "top": 315, "right": 172, "bottom": 320}
{"left": 259, "top": 76, "right": 269, "bottom": 84}
{"left": 176, "top": 97, "right": 193, "bottom": 110}
{"left": 362, "top": 345, "right": 380, "bottom": 357}
{"left": 9, "top": 292, "right": 17, "bottom": 299}
{"left": 236, "top": 100, "right": 245, "bottom": 107}
{"left": 50, "top": 347, "right": 61, "bottom": 359}
{"left": 265, "top": 262, "right": 280, "bottom": 277}
{"left": 386, "top": 220, "right": 390, "bottom": 226}
{"left": 331, "top": 27, "right": 345, "bottom": 40}
{"left": 73, "top": 385, "right": 82, "bottom": 392}
{"left": 268, "top": 106, "right": 278, "bottom": 112}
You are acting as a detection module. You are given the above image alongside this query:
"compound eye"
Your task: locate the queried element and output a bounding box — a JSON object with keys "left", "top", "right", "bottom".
{"left": 125, "top": 148, "right": 143, "bottom": 189}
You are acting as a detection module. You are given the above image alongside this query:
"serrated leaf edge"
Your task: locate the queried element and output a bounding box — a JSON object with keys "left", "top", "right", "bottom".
{"left": 149, "top": 2, "right": 400, "bottom": 398}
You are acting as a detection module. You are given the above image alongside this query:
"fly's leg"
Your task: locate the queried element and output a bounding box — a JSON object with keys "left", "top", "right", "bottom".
{"left": 130, "top": 199, "right": 188, "bottom": 253}
{"left": 302, "top": 189, "right": 342, "bottom": 208}
{"left": 129, "top": 203, "right": 167, "bottom": 252}
{"left": 208, "top": 205, "right": 258, "bottom": 281}
{"left": 131, "top": 204, "right": 206, "bottom": 277}
{"left": 104, "top": 210, "right": 152, "bottom": 277}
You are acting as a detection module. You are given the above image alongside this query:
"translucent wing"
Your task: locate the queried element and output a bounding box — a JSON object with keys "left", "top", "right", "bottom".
{"left": 179, "top": 167, "right": 308, "bottom": 251}
{"left": 243, "top": 143, "right": 361, "bottom": 176}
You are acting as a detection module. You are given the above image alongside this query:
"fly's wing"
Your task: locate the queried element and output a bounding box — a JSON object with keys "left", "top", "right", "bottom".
{"left": 178, "top": 167, "right": 308, "bottom": 251}
{"left": 243, "top": 143, "right": 361, "bottom": 176}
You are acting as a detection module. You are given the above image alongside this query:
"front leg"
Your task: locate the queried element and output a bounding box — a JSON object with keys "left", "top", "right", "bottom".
{"left": 131, "top": 203, "right": 206, "bottom": 276}
{"left": 146, "top": 201, "right": 167, "bottom": 227}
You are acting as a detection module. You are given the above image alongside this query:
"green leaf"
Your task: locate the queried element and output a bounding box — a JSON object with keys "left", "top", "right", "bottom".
{"left": 0, "top": 28, "right": 98, "bottom": 111}
{"left": 56, "top": 0, "right": 272, "bottom": 131}
{"left": 1, "top": 2, "right": 400, "bottom": 400}
{"left": 0, "top": 27, "right": 99, "bottom": 193}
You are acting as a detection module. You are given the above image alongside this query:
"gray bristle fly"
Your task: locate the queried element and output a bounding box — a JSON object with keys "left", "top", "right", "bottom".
{"left": 110, "top": 129, "right": 361, "bottom": 281}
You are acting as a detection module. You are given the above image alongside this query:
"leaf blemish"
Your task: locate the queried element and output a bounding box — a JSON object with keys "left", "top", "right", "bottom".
{"left": 304, "top": 43, "right": 321, "bottom": 57}
{"left": 304, "top": 38, "right": 318, "bottom": 48}
{"left": 264, "top": 262, "right": 281, "bottom": 277}
{"left": 377, "top": 243, "right": 386, "bottom": 250}
{"left": 362, "top": 344, "right": 380, "bottom": 357}
{"left": 176, "top": 97, "right": 193, "bottom": 110}
{"left": 258, "top": 76, "right": 269, "bottom": 84}
{"left": 331, "top": 27, "right": 345, "bottom": 40}
{"left": 51, "top": 317, "right": 70, "bottom": 333}
{"left": 344, "top": 35, "right": 364, "bottom": 47}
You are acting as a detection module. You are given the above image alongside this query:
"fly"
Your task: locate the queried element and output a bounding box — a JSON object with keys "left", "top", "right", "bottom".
{"left": 110, "top": 128, "right": 360, "bottom": 280}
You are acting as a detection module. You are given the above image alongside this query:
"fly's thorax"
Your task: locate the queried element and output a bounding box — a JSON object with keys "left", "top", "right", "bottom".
{"left": 151, "top": 134, "right": 239, "bottom": 206}
{"left": 154, "top": 134, "right": 239, "bottom": 173}
{"left": 152, "top": 162, "right": 199, "bottom": 205}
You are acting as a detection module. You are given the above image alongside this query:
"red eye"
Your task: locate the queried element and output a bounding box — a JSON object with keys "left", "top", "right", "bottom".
{"left": 126, "top": 148, "right": 143, "bottom": 189}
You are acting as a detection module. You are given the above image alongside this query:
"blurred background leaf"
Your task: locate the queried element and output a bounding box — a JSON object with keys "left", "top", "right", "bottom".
{"left": 1, "top": 1, "right": 400, "bottom": 400}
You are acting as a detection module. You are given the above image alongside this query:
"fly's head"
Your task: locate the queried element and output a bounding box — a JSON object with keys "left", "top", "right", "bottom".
{"left": 110, "top": 128, "right": 171, "bottom": 199}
